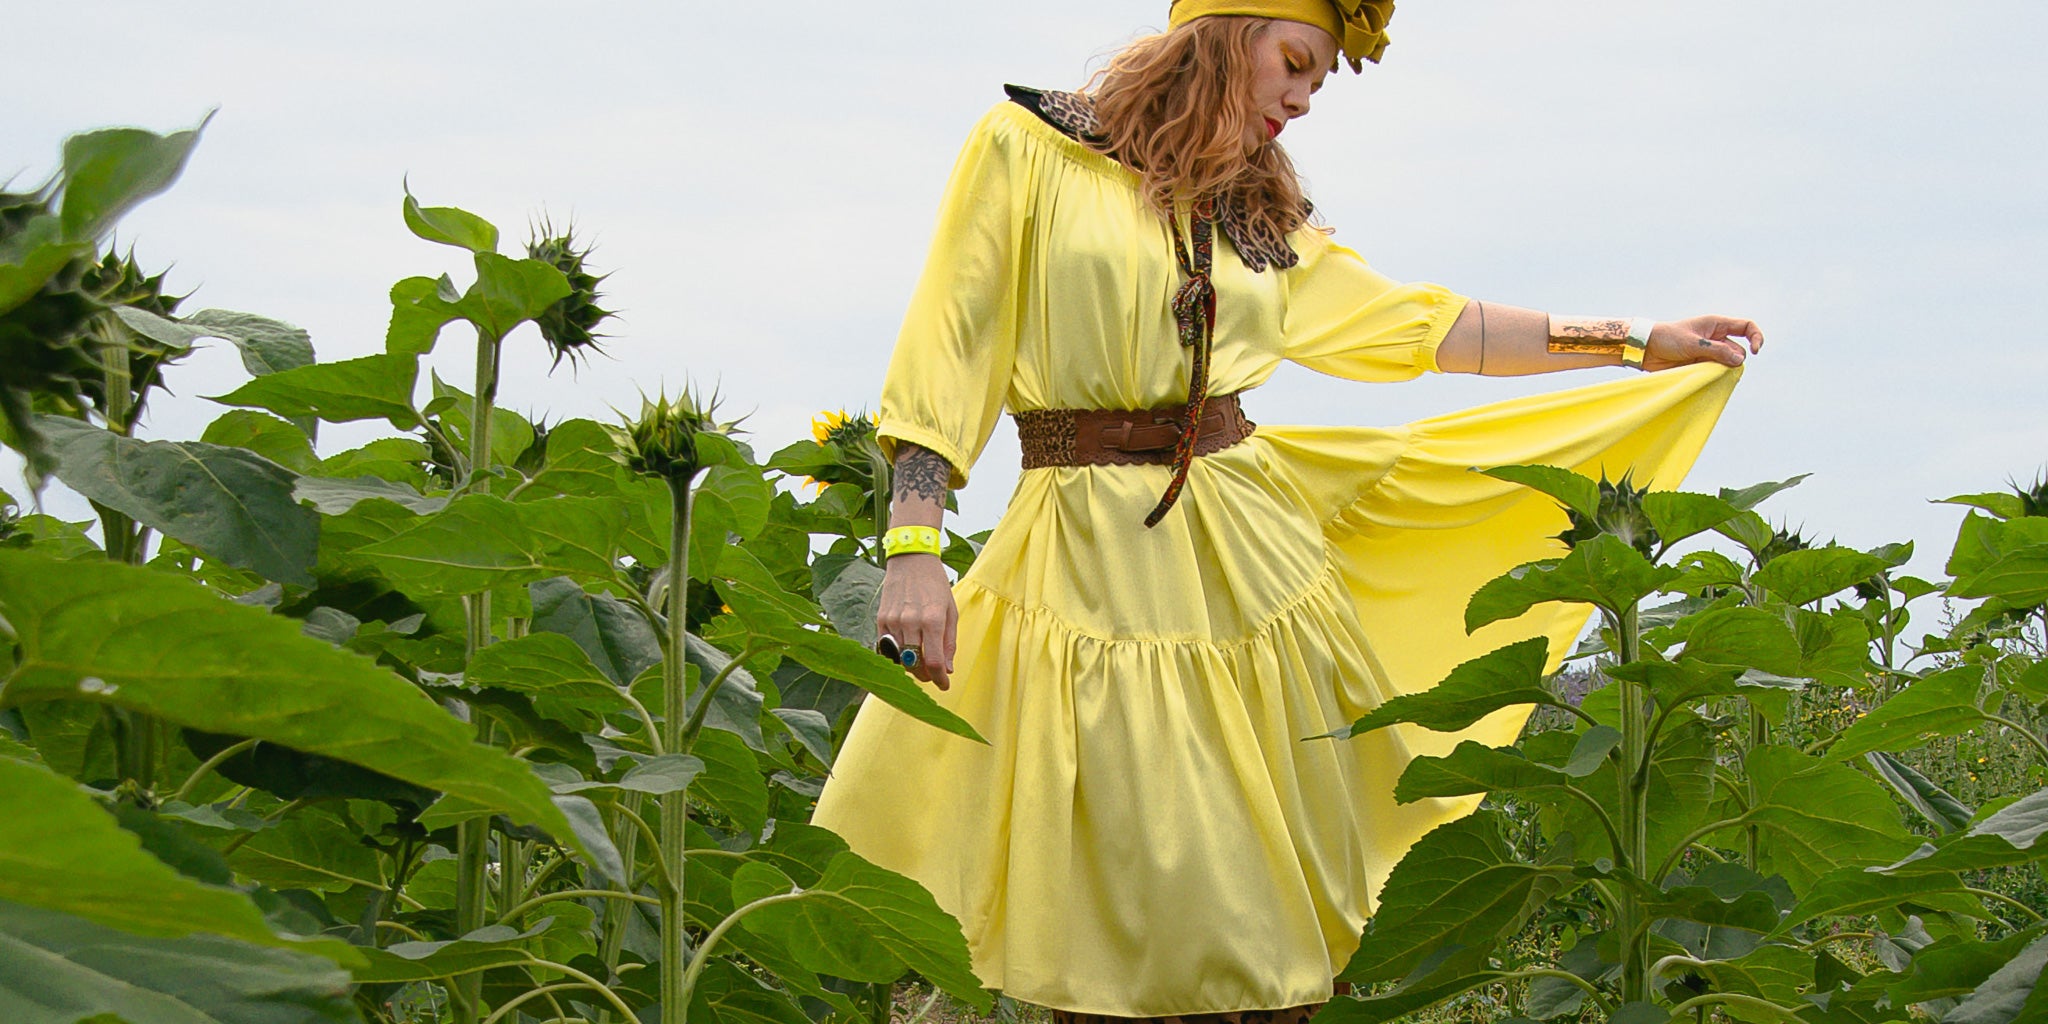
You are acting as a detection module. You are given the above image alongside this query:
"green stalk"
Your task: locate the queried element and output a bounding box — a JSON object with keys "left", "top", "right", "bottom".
{"left": 1613, "top": 603, "right": 1651, "bottom": 1005}
{"left": 597, "top": 793, "right": 644, "bottom": 993}
{"left": 1746, "top": 706, "right": 1765, "bottom": 871}
{"left": 661, "top": 475, "right": 696, "bottom": 1024}
{"left": 96, "top": 321, "right": 161, "bottom": 798}
{"left": 452, "top": 328, "right": 505, "bottom": 1024}
{"left": 868, "top": 447, "right": 892, "bottom": 561}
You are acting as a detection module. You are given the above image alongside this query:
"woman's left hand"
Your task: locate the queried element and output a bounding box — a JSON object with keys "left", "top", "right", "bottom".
{"left": 1644, "top": 315, "right": 1766, "bottom": 371}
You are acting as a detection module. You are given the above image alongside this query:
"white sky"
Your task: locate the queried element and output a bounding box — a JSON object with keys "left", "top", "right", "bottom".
{"left": 5, "top": 1, "right": 2046, "bottom": 602}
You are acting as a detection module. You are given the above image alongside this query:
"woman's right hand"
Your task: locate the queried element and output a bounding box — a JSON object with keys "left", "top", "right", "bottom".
{"left": 876, "top": 552, "right": 958, "bottom": 690}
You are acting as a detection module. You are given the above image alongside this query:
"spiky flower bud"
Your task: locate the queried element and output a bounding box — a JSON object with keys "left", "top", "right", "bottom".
{"left": 1757, "top": 525, "right": 1817, "bottom": 567}
{"left": 1554, "top": 471, "right": 1661, "bottom": 558}
{"left": 608, "top": 388, "right": 733, "bottom": 483}
{"left": 2016, "top": 473, "right": 2048, "bottom": 519}
{"left": 79, "top": 249, "right": 185, "bottom": 315}
{"left": 526, "top": 218, "right": 613, "bottom": 369}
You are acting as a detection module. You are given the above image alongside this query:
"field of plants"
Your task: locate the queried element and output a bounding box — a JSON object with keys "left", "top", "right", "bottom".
{"left": 3, "top": 122, "right": 2045, "bottom": 1024}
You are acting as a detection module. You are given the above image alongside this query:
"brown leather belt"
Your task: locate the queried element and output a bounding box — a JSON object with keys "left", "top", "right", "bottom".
{"left": 1014, "top": 392, "right": 1256, "bottom": 469}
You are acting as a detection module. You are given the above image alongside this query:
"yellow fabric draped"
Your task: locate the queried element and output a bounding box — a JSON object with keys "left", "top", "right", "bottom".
{"left": 811, "top": 102, "right": 1741, "bottom": 1016}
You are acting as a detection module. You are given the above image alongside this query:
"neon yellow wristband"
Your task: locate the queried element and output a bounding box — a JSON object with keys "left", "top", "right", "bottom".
{"left": 882, "top": 525, "right": 944, "bottom": 559}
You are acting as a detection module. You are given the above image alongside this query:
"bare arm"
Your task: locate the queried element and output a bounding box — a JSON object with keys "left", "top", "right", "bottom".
{"left": 875, "top": 443, "right": 959, "bottom": 690}
{"left": 1434, "top": 300, "right": 1765, "bottom": 376}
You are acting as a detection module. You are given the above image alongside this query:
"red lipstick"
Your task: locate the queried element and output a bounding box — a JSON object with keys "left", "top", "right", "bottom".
{"left": 1265, "top": 117, "right": 1284, "bottom": 139}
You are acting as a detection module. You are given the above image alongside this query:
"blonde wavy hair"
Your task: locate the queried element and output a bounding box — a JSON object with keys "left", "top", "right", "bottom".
{"left": 1084, "top": 16, "right": 1315, "bottom": 245}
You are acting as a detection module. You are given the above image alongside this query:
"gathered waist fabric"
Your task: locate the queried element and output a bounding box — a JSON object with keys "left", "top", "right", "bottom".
{"left": 1014, "top": 392, "right": 1256, "bottom": 470}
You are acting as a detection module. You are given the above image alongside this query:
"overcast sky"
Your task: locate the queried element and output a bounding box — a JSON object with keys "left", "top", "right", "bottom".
{"left": 5, "top": 1, "right": 2045, "bottom": 602}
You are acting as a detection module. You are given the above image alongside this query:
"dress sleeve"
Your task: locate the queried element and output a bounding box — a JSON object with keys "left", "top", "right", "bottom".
{"left": 1280, "top": 231, "right": 1470, "bottom": 383}
{"left": 875, "top": 105, "right": 1029, "bottom": 489}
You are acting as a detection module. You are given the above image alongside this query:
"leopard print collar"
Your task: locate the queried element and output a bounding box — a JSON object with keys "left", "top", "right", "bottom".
{"left": 1004, "top": 85, "right": 1303, "bottom": 273}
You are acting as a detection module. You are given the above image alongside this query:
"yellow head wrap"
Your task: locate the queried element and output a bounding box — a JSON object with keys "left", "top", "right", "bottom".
{"left": 1167, "top": 0, "right": 1396, "bottom": 70}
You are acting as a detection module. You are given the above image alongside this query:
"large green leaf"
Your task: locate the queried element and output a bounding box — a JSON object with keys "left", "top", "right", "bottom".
{"left": 292, "top": 476, "right": 444, "bottom": 516}
{"left": 38, "top": 415, "right": 317, "bottom": 586}
{"left": 383, "top": 275, "right": 465, "bottom": 358}
{"left": 777, "top": 627, "right": 985, "bottom": 744}
{"left": 690, "top": 955, "right": 814, "bottom": 1024}
{"left": 1947, "top": 514, "right": 2048, "bottom": 604}
{"left": 528, "top": 577, "right": 662, "bottom": 686}
{"left": 1941, "top": 492, "right": 2027, "bottom": 520}
{"left": 1327, "top": 638, "right": 1559, "bottom": 740}
{"left": 1733, "top": 747, "right": 1914, "bottom": 895}
{"left": 1394, "top": 741, "right": 1576, "bottom": 803}
{"left": 57, "top": 119, "right": 207, "bottom": 243}
{"left": 1340, "top": 813, "right": 1574, "bottom": 985}
{"left": 1481, "top": 464, "right": 1600, "bottom": 517}
{"left": 812, "top": 552, "right": 884, "bottom": 648}
{"left": 1661, "top": 943, "right": 1811, "bottom": 1023}
{"left": 1827, "top": 667, "right": 1987, "bottom": 762}
{"left": 208, "top": 354, "right": 420, "bottom": 430}
{"left": 457, "top": 252, "right": 570, "bottom": 340}
{"left": 1866, "top": 751, "right": 1976, "bottom": 834}
{"left": 515, "top": 418, "right": 627, "bottom": 501}
{"left": 424, "top": 374, "right": 535, "bottom": 472}
{"left": 401, "top": 192, "right": 498, "bottom": 254}
{"left": 1719, "top": 476, "right": 1809, "bottom": 511}
{"left": 0, "top": 758, "right": 311, "bottom": 950}
{"left": 691, "top": 464, "right": 776, "bottom": 581}
{"left": 349, "top": 494, "right": 625, "bottom": 596}
{"left": 224, "top": 807, "right": 385, "bottom": 894}
{"left": 466, "top": 632, "right": 632, "bottom": 729}
{"left": 181, "top": 309, "right": 317, "bottom": 377}
{"left": 1642, "top": 491, "right": 1743, "bottom": 546}
{"left": 1883, "top": 927, "right": 2046, "bottom": 1009}
{"left": 201, "top": 411, "right": 317, "bottom": 474}
{"left": 0, "top": 900, "right": 355, "bottom": 1024}
{"left": 1675, "top": 607, "right": 1808, "bottom": 675}
{"left": 353, "top": 921, "right": 551, "bottom": 983}
{"left": 1755, "top": 547, "right": 1891, "bottom": 607}
{"left": 1773, "top": 865, "right": 1980, "bottom": 935}
{"left": 0, "top": 217, "right": 92, "bottom": 315}
{"left": 680, "top": 851, "right": 864, "bottom": 1020}
{"left": 0, "top": 552, "right": 577, "bottom": 848}
{"left": 315, "top": 438, "right": 431, "bottom": 487}
{"left": 729, "top": 852, "right": 991, "bottom": 1010}
{"left": 1314, "top": 949, "right": 1504, "bottom": 1024}
{"left": 691, "top": 727, "right": 770, "bottom": 834}
{"left": 1940, "top": 933, "right": 2048, "bottom": 1024}
{"left": 1875, "top": 786, "right": 2048, "bottom": 877}
{"left": 1466, "top": 535, "right": 1681, "bottom": 631}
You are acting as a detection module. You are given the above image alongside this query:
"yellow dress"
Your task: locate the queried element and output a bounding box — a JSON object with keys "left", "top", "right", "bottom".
{"left": 811, "top": 100, "right": 1740, "bottom": 1016}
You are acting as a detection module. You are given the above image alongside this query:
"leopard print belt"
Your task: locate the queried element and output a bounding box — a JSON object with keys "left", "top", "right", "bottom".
{"left": 1014, "top": 393, "right": 1256, "bottom": 470}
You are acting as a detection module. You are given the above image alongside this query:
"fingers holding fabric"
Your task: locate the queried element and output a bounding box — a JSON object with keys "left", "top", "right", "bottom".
{"left": 1646, "top": 315, "right": 1766, "bottom": 371}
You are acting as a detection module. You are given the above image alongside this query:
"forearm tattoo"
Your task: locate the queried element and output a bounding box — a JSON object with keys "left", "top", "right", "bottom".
{"left": 1546, "top": 315, "right": 1631, "bottom": 355}
{"left": 893, "top": 443, "right": 952, "bottom": 506}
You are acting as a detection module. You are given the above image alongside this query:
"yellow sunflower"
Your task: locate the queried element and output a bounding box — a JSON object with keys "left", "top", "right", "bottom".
{"left": 805, "top": 409, "right": 879, "bottom": 490}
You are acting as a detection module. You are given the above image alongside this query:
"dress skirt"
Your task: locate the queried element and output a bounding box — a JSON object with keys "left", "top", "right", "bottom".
{"left": 812, "top": 363, "right": 1742, "bottom": 1016}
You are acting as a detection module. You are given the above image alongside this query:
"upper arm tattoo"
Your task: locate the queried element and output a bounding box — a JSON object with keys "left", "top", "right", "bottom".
{"left": 893, "top": 443, "right": 953, "bottom": 506}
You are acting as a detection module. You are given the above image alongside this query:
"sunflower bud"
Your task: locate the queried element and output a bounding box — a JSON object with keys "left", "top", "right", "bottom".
{"left": 79, "top": 248, "right": 185, "bottom": 316}
{"left": 2016, "top": 473, "right": 2048, "bottom": 519}
{"left": 526, "top": 218, "right": 613, "bottom": 369}
{"left": 608, "top": 388, "right": 732, "bottom": 483}
{"left": 1554, "top": 471, "right": 1660, "bottom": 558}
{"left": 1757, "top": 525, "right": 1817, "bottom": 567}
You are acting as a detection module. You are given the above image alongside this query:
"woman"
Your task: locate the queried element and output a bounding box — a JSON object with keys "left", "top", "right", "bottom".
{"left": 813, "top": 1, "right": 1760, "bottom": 1020}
